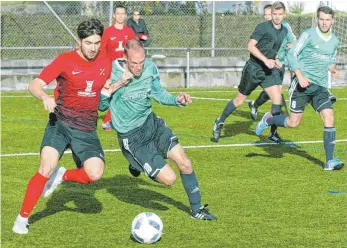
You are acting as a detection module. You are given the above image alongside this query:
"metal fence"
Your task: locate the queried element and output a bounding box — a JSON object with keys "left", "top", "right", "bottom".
{"left": 0, "top": 1, "right": 342, "bottom": 60}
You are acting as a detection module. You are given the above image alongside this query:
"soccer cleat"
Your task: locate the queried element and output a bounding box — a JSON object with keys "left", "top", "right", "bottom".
{"left": 12, "top": 215, "right": 29, "bottom": 234}
{"left": 212, "top": 118, "right": 224, "bottom": 142}
{"left": 324, "top": 157, "right": 344, "bottom": 171}
{"left": 102, "top": 122, "right": 112, "bottom": 131}
{"left": 268, "top": 130, "right": 284, "bottom": 144}
{"left": 129, "top": 164, "right": 141, "bottom": 177}
{"left": 255, "top": 112, "right": 272, "bottom": 136}
{"left": 191, "top": 204, "right": 217, "bottom": 220}
{"left": 248, "top": 100, "right": 258, "bottom": 120}
{"left": 41, "top": 166, "right": 66, "bottom": 198}
{"left": 328, "top": 90, "right": 337, "bottom": 105}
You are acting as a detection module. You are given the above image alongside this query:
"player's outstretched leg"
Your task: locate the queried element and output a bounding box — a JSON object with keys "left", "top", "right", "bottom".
{"left": 167, "top": 144, "right": 217, "bottom": 220}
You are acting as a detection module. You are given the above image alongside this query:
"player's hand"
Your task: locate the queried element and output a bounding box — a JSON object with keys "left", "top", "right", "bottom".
{"left": 287, "top": 43, "right": 294, "bottom": 49}
{"left": 330, "top": 69, "right": 340, "bottom": 81}
{"left": 298, "top": 75, "right": 311, "bottom": 88}
{"left": 264, "top": 59, "right": 276, "bottom": 69}
{"left": 177, "top": 93, "right": 192, "bottom": 105}
{"left": 42, "top": 95, "right": 56, "bottom": 113}
{"left": 120, "top": 70, "right": 134, "bottom": 85}
{"left": 275, "top": 59, "right": 282, "bottom": 69}
{"left": 142, "top": 36, "right": 147, "bottom": 40}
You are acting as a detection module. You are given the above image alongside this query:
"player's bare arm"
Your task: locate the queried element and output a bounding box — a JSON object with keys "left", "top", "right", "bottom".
{"left": 28, "top": 78, "right": 56, "bottom": 113}
{"left": 102, "top": 69, "right": 134, "bottom": 95}
{"left": 329, "top": 65, "right": 340, "bottom": 80}
{"left": 247, "top": 39, "right": 275, "bottom": 69}
{"left": 294, "top": 69, "right": 311, "bottom": 88}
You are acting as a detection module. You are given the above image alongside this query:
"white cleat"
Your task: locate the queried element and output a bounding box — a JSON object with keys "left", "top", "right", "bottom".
{"left": 12, "top": 215, "right": 29, "bottom": 234}
{"left": 41, "top": 166, "right": 66, "bottom": 198}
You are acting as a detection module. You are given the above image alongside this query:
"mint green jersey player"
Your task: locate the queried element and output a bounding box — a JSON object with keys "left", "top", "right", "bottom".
{"left": 277, "top": 20, "right": 296, "bottom": 64}
{"left": 287, "top": 27, "right": 339, "bottom": 88}
{"left": 99, "top": 59, "right": 182, "bottom": 134}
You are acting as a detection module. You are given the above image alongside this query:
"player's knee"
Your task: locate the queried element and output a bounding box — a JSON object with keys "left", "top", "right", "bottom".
{"left": 323, "top": 115, "right": 334, "bottom": 127}
{"left": 233, "top": 98, "right": 245, "bottom": 107}
{"left": 161, "top": 173, "right": 177, "bottom": 186}
{"left": 85, "top": 164, "right": 104, "bottom": 182}
{"left": 178, "top": 158, "right": 193, "bottom": 174}
{"left": 288, "top": 118, "right": 300, "bottom": 128}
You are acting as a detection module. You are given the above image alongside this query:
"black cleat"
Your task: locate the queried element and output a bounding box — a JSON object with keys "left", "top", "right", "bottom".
{"left": 191, "top": 204, "right": 217, "bottom": 220}
{"left": 129, "top": 164, "right": 141, "bottom": 177}
{"left": 212, "top": 118, "right": 224, "bottom": 142}
{"left": 268, "top": 130, "right": 284, "bottom": 144}
{"left": 248, "top": 100, "right": 258, "bottom": 120}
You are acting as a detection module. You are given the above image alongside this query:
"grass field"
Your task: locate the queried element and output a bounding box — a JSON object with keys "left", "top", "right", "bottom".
{"left": 1, "top": 87, "right": 347, "bottom": 247}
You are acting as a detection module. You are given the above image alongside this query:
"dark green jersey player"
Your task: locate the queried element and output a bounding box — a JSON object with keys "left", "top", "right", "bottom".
{"left": 99, "top": 40, "right": 216, "bottom": 220}
{"left": 256, "top": 6, "right": 344, "bottom": 171}
{"left": 212, "top": 2, "right": 288, "bottom": 142}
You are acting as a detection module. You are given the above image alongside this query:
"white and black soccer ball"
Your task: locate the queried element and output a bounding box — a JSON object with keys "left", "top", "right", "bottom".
{"left": 131, "top": 212, "right": 163, "bottom": 244}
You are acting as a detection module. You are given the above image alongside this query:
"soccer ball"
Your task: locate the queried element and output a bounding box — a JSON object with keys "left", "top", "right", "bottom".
{"left": 131, "top": 212, "right": 163, "bottom": 244}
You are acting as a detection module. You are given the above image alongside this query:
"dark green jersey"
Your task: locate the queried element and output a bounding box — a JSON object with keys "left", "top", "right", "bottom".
{"left": 250, "top": 21, "right": 288, "bottom": 65}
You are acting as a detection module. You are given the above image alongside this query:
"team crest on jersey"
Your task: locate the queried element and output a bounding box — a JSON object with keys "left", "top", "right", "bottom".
{"left": 78, "top": 80, "right": 96, "bottom": 97}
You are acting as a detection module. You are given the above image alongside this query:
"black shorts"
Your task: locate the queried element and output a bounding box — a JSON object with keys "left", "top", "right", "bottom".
{"left": 238, "top": 60, "right": 283, "bottom": 96}
{"left": 40, "top": 114, "right": 104, "bottom": 168}
{"left": 117, "top": 112, "right": 178, "bottom": 178}
{"left": 289, "top": 77, "right": 333, "bottom": 113}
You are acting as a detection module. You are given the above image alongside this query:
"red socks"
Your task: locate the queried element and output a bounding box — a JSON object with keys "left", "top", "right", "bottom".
{"left": 63, "top": 167, "right": 95, "bottom": 184}
{"left": 20, "top": 172, "right": 48, "bottom": 218}
{"left": 103, "top": 110, "right": 112, "bottom": 124}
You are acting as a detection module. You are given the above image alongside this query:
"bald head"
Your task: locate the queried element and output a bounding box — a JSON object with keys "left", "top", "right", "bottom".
{"left": 124, "top": 40, "right": 145, "bottom": 77}
{"left": 124, "top": 39, "right": 145, "bottom": 57}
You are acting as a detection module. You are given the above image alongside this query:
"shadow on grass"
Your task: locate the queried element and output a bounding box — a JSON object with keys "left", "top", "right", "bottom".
{"left": 221, "top": 109, "right": 257, "bottom": 138}
{"left": 30, "top": 175, "right": 190, "bottom": 225}
{"left": 246, "top": 135, "right": 324, "bottom": 168}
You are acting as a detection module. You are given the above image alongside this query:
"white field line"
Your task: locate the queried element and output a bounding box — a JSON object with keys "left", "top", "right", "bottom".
{"left": 1, "top": 139, "right": 347, "bottom": 158}
{"left": 191, "top": 96, "right": 347, "bottom": 101}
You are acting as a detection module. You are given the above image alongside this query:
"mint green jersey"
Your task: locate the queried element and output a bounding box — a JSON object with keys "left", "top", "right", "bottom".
{"left": 277, "top": 20, "right": 296, "bottom": 64}
{"left": 99, "top": 59, "right": 182, "bottom": 133}
{"left": 287, "top": 27, "right": 339, "bottom": 88}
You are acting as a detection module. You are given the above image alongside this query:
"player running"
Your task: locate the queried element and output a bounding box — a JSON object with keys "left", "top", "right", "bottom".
{"left": 13, "top": 19, "right": 112, "bottom": 234}
{"left": 255, "top": 6, "right": 344, "bottom": 171}
{"left": 212, "top": 2, "right": 288, "bottom": 142}
{"left": 248, "top": 3, "right": 296, "bottom": 143}
{"left": 99, "top": 40, "right": 217, "bottom": 220}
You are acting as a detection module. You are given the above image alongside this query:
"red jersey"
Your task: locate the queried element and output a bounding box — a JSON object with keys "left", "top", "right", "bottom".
{"left": 100, "top": 25, "right": 136, "bottom": 60}
{"left": 38, "top": 50, "right": 112, "bottom": 131}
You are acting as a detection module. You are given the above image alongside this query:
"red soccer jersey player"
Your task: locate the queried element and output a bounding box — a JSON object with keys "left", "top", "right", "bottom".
{"left": 100, "top": 5, "right": 136, "bottom": 130}
{"left": 12, "top": 19, "right": 112, "bottom": 235}
{"left": 38, "top": 50, "right": 111, "bottom": 131}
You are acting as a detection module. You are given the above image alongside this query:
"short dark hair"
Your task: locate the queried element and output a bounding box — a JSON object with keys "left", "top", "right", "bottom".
{"left": 77, "top": 19, "right": 103, "bottom": 40}
{"left": 272, "top": 2, "right": 286, "bottom": 11}
{"left": 115, "top": 5, "right": 127, "bottom": 13}
{"left": 264, "top": 4, "right": 272, "bottom": 10}
{"left": 317, "top": 6, "right": 334, "bottom": 18}
{"left": 124, "top": 40, "right": 144, "bottom": 57}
